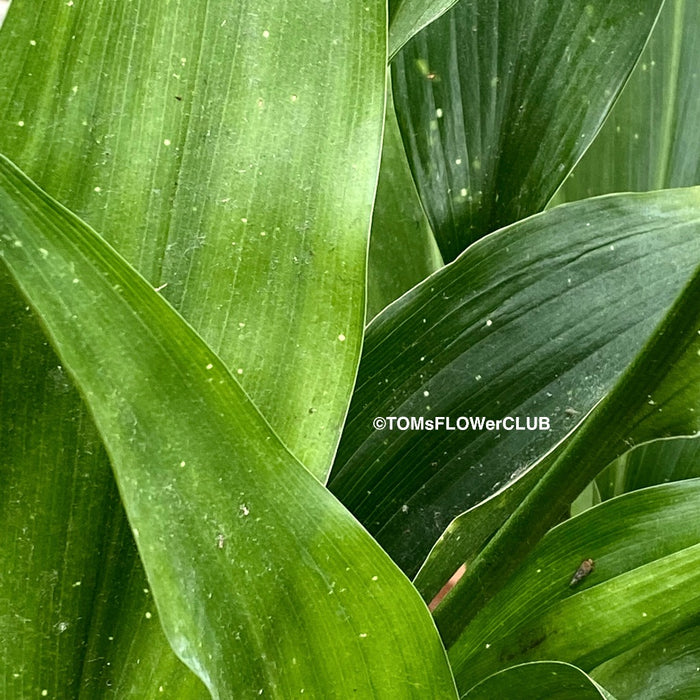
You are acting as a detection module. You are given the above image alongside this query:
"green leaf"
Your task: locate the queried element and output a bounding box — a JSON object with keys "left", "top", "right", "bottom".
{"left": 603, "top": 436, "right": 700, "bottom": 498}
{"left": 0, "top": 1, "right": 385, "bottom": 693}
{"left": 388, "top": 0, "right": 460, "bottom": 61}
{"left": 0, "top": 272, "right": 205, "bottom": 698}
{"left": 330, "top": 189, "right": 700, "bottom": 577}
{"left": 368, "top": 82, "right": 442, "bottom": 319}
{"left": 592, "top": 625, "right": 700, "bottom": 699}
{"left": 463, "top": 661, "right": 614, "bottom": 700}
{"left": 391, "top": 0, "right": 663, "bottom": 261}
{"left": 0, "top": 0, "right": 385, "bottom": 478}
{"left": 447, "top": 480, "right": 700, "bottom": 692}
{"left": 0, "top": 156, "right": 458, "bottom": 698}
{"left": 435, "top": 256, "right": 700, "bottom": 643}
{"left": 559, "top": 0, "right": 700, "bottom": 200}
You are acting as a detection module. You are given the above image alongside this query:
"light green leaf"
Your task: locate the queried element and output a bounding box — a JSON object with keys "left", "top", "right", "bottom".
{"left": 559, "top": 0, "right": 700, "bottom": 200}
{"left": 0, "top": 1, "right": 385, "bottom": 693}
{"left": 435, "top": 257, "right": 700, "bottom": 644}
{"left": 592, "top": 625, "right": 700, "bottom": 699}
{"left": 388, "top": 0, "right": 460, "bottom": 61}
{"left": 463, "top": 661, "right": 614, "bottom": 700}
{"left": 447, "top": 480, "right": 700, "bottom": 692}
{"left": 0, "top": 157, "right": 458, "bottom": 697}
{"left": 392, "top": 0, "right": 663, "bottom": 261}
{"left": 330, "top": 189, "right": 700, "bottom": 577}
{"left": 368, "top": 81, "right": 442, "bottom": 320}
{"left": 0, "top": 0, "right": 385, "bottom": 478}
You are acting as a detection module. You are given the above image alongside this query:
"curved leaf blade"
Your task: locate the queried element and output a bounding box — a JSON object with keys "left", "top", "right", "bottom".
{"left": 560, "top": 0, "right": 700, "bottom": 200}
{"left": 368, "top": 81, "right": 442, "bottom": 319}
{"left": 0, "top": 0, "right": 385, "bottom": 479}
{"left": 392, "top": 0, "right": 663, "bottom": 261}
{"left": 448, "top": 480, "right": 700, "bottom": 692}
{"left": 464, "top": 661, "right": 614, "bottom": 700}
{"left": 330, "top": 189, "right": 700, "bottom": 577}
{"left": 592, "top": 625, "right": 700, "bottom": 699}
{"left": 0, "top": 156, "right": 458, "bottom": 699}
{"left": 388, "top": 0, "right": 460, "bottom": 61}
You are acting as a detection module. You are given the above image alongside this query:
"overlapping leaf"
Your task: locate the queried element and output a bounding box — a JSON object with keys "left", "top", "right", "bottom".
{"left": 0, "top": 0, "right": 385, "bottom": 694}
{"left": 330, "top": 189, "right": 700, "bottom": 577}
{"left": 464, "top": 661, "right": 614, "bottom": 700}
{"left": 447, "top": 480, "right": 700, "bottom": 693}
{"left": 392, "top": 0, "right": 663, "bottom": 261}
{"left": 560, "top": 0, "right": 700, "bottom": 200}
{"left": 367, "top": 83, "right": 442, "bottom": 319}
{"left": 0, "top": 155, "right": 458, "bottom": 699}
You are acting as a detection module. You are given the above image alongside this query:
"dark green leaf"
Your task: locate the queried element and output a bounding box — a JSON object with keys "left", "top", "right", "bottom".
{"left": 435, "top": 257, "right": 700, "bottom": 643}
{"left": 330, "top": 189, "right": 700, "bottom": 578}
{"left": 592, "top": 625, "right": 700, "bottom": 700}
{"left": 392, "top": 0, "right": 663, "bottom": 261}
{"left": 559, "top": 0, "right": 700, "bottom": 200}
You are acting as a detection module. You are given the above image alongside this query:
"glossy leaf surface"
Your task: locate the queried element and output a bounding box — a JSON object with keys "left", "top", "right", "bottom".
{"left": 331, "top": 189, "right": 700, "bottom": 577}
{"left": 0, "top": 157, "right": 458, "bottom": 698}
{"left": 392, "top": 0, "right": 663, "bottom": 261}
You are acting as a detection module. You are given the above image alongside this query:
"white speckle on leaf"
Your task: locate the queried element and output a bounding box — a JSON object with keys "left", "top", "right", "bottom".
{"left": 338, "top": 333, "right": 346, "bottom": 342}
{"left": 163, "top": 139, "right": 171, "bottom": 146}
{"left": 72, "top": 278, "right": 79, "bottom": 284}
{"left": 237, "top": 368, "right": 243, "bottom": 375}
{"left": 39, "top": 248, "right": 49, "bottom": 258}
{"left": 179, "top": 460, "right": 186, "bottom": 467}
{"left": 238, "top": 322, "right": 246, "bottom": 328}
{"left": 460, "top": 187, "right": 467, "bottom": 197}
{"left": 485, "top": 643, "right": 491, "bottom": 649}
{"left": 486, "top": 319, "right": 493, "bottom": 327}
{"left": 240, "top": 504, "right": 250, "bottom": 516}
{"left": 206, "top": 363, "right": 214, "bottom": 370}
{"left": 455, "top": 158, "right": 462, "bottom": 165}
{"left": 17, "top": 121, "right": 24, "bottom": 127}
{"left": 72, "top": 580, "right": 82, "bottom": 587}
{"left": 436, "top": 108, "right": 443, "bottom": 118}
{"left": 371, "top": 575, "right": 378, "bottom": 581}
{"left": 180, "top": 57, "right": 187, "bottom": 66}
{"left": 154, "top": 282, "right": 168, "bottom": 292}
{"left": 29, "top": 40, "right": 37, "bottom": 46}
{"left": 262, "top": 30, "right": 270, "bottom": 38}
{"left": 423, "top": 390, "right": 429, "bottom": 397}
{"left": 145, "top": 611, "right": 152, "bottom": 619}
{"left": 41, "top": 691, "right": 48, "bottom": 698}
{"left": 290, "top": 94, "right": 298, "bottom": 102}
{"left": 475, "top": 374, "right": 482, "bottom": 381}
{"left": 93, "top": 186, "right": 101, "bottom": 192}
{"left": 241, "top": 217, "right": 248, "bottom": 223}
{"left": 401, "top": 504, "right": 409, "bottom": 513}
{"left": 71, "top": 85, "right": 78, "bottom": 95}
{"left": 359, "top": 633, "right": 368, "bottom": 638}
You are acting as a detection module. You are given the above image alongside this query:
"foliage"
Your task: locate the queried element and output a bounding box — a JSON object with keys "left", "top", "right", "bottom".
{"left": 0, "top": 0, "right": 698, "bottom": 697}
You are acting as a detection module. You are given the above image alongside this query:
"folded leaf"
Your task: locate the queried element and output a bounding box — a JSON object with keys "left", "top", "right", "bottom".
{"left": 0, "top": 155, "right": 458, "bottom": 699}
{"left": 392, "top": 0, "right": 663, "bottom": 261}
